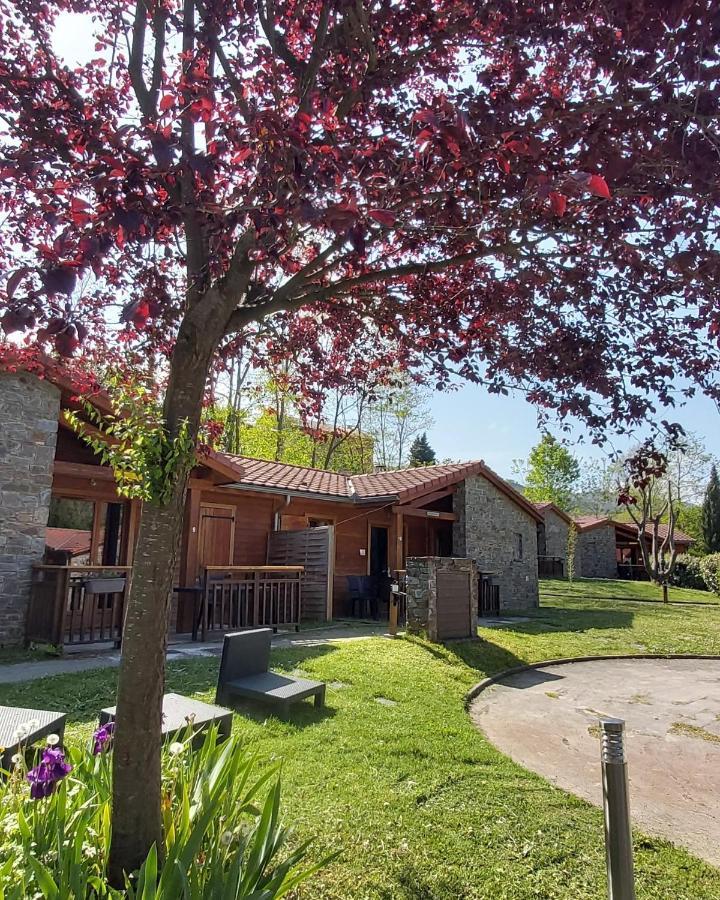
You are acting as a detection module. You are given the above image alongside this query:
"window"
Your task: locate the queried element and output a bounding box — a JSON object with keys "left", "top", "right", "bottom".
{"left": 514, "top": 532, "right": 523, "bottom": 561}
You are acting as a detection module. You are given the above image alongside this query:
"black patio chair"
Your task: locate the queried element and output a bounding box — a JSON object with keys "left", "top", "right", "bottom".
{"left": 347, "top": 575, "right": 379, "bottom": 618}
{"left": 215, "top": 629, "right": 325, "bottom": 717}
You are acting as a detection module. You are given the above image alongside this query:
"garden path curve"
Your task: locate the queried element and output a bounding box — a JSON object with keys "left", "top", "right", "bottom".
{"left": 470, "top": 657, "right": 720, "bottom": 865}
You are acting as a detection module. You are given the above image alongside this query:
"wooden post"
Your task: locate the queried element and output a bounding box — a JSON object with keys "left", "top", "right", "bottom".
{"left": 389, "top": 588, "right": 399, "bottom": 637}
{"left": 393, "top": 511, "right": 404, "bottom": 572}
{"left": 181, "top": 487, "right": 202, "bottom": 586}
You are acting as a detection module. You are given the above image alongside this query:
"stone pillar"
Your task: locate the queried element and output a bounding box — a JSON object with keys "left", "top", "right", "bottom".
{"left": 0, "top": 371, "right": 60, "bottom": 645}
{"left": 405, "top": 556, "right": 478, "bottom": 642}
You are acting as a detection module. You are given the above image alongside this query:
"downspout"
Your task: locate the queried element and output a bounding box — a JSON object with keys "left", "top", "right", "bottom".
{"left": 273, "top": 494, "right": 292, "bottom": 532}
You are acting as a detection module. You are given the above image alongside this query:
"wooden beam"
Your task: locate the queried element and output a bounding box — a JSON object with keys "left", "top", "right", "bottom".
{"left": 393, "top": 510, "right": 404, "bottom": 572}
{"left": 53, "top": 460, "right": 116, "bottom": 481}
{"left": 391, "top": 506, "right": 456, "bottom": 522}
{"left": 398, "top": 486, "right": 455, "bottom": 508}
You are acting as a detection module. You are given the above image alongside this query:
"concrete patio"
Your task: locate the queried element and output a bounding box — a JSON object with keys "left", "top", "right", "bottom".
{"left": 470, "top": 657, "right": 720, "bottom": 865}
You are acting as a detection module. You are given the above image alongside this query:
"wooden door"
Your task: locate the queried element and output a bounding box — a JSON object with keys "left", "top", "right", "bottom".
{"left": 198, "top": 504, "right": 236, "bottom": 573}
{"left": 436, "top": 571, "right": 473, "bottom": 640}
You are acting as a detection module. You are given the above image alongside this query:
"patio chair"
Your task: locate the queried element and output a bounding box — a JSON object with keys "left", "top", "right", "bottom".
{"left": 215, "top": 629, "right": 325, "bottom": 717}
{"left": 347, "top": 575, "right": 379, "bottom": 618}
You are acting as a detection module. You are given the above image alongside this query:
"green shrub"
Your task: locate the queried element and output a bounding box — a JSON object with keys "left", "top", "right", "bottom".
{"left": 670, "top": 555, "right": 708, "bottom": 591}
{"left": 700, "top": 553, "right": 720, "bottom": 595}
{"left": 0, "top": 726, "right": 326, "bottom": 898}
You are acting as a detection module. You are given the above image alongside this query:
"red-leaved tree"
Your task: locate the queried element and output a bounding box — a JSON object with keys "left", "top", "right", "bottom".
{"left": 2, "top": 0, "right": 720, "bottom": 882}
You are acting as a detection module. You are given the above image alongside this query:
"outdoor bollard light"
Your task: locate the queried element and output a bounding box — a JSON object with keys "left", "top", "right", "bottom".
{"left": 600, "top": 717, "right": 636, "bottom": 900}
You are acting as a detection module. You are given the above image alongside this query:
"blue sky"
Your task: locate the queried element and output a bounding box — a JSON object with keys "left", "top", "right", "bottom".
{"left": 426, "top": 382, "right": 720, "bottom": 479}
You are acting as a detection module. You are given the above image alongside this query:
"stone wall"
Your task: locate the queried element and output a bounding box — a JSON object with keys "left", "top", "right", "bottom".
{"left": 405, "top": 556, "right": 478, "bottom": 642}
{"left": 453, "top": 475, "right": 539, "bottom": 611}
{"left": 542, "top": 509, "right": 570, "bottom": 561}
{"left": 576, "top": 524, "right": 617, "bottom": 578}
{"left": 0, "top": 372, "right": 60, "bottom": 645}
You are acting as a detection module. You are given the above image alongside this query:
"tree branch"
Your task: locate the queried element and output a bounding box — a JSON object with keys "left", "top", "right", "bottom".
{"left": 257, "top": 0, "right": 304, "bottom": 76}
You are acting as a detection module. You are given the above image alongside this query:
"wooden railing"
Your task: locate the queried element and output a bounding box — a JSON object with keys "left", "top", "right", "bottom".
{"left": 28, "top": 566, "right": 130, "bottom": 647}
{"left": 538, "top": 556, "right": 565, "bottom": 578}
{"left": 200, "top": 566, "right": 303, "bottom": 640}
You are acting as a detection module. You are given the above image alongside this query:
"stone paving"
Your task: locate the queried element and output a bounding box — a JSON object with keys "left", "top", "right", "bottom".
{"left": 470, "top": 657, "right": 720, "bottom": 865}
{"left": 0, "top": 621, "right": 391, "bottom": 685}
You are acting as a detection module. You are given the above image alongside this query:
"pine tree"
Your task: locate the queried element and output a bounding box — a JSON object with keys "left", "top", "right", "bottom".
{"left": 702, "top": 465, "right": 720, "bottom": 553}
{"left": 409, "top": 433, "right": 437, "bottom": 468}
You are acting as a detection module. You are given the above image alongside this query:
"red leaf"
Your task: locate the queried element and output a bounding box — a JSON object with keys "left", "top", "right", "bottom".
{"left": 368, "top": 209, "right": 396, "bottom": 226}
{"left": 159, "top": 94, "right": 175, "bottom": 112}
{"left": 232, "top": 147, "right": 252, "bottom": 163}
{"left": 549, "top": 192, "right": 567, "bottom": 216}
{"left": 587, "top": 174, "right": 611, "bottom": 199}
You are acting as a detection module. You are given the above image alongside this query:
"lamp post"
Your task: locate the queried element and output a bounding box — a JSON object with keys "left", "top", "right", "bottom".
{"left": 599, "top": 717, "right": 635, "bottom": 900}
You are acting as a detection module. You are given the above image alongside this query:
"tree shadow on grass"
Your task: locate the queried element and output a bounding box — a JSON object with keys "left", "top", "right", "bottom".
{"left": 0, "top": 644, "right": 338, "bottom": 728}
{"left": 493, "top": 605, "right": 635, "bottom": 635}
{"left": 404, "top": 632, "right": 526, "bottom": 680}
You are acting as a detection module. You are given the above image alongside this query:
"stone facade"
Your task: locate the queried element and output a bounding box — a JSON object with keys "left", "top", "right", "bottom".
{"left": 405, "top": 556, "right": 478, "bottom": 642}
{"left": 453, "top": 475, "right": 539, "bottom": 611}
{"left": 0, "top": 372, "right": 60, "bottom": 645}
{"left": 576, "top": 524, "right": 617, "bottom": 578}
{"left": 540, "top": 508, "right": 570, "bottom": 561}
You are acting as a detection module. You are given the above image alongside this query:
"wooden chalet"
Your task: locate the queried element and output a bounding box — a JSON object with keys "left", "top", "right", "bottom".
{"left": 1, "top": 362, "right": 541, "bottom": 649}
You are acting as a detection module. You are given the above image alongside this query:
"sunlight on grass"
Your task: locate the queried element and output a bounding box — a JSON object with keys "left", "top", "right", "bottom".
{"left": 1, "top": 580, "right": 719, "bottom": 898}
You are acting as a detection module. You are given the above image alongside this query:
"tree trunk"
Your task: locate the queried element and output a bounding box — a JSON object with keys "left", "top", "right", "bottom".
{"left": 107, "top": 488, "right": 186, "bottom": 884}
{"left": 108, "top": 316, "right": 219, "bottom": 884}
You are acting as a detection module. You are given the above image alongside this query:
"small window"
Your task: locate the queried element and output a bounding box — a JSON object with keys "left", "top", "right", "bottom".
{"left": 514, "top": 533, "right": 523, "bottom": 561}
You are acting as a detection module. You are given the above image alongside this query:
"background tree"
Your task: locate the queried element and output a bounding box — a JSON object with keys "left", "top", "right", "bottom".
{"left": 516, "top": 434, "right": 580, "bottom": 511}
{"left": 366, "top": 381, "right": 434, "bottom": 470}
{"left": 703, "top": 465, "right": 720, "bottom": 554}
{"left": 619, "top": 444, "right": 680, "bottom": 603}
{"left": 408, "top": 432, "right": 437, "bottom": 468}
{"left": 2, "top": 0, "right": 720, "bottom": 883}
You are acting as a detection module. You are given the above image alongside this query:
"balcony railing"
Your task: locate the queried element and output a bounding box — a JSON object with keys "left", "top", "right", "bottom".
{"left": 28, "top": 565, "right": 130, "bottom": 647}
{"left": 200, "top": 566, "right": 303, "bottom": 640}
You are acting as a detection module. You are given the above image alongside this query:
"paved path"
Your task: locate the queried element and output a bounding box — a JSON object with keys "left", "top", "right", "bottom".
{"left": 0, "top": 622, "right": 390, "bottom": 685}
{"left": 470, "top": 657, "right": 720, "bottom": 865}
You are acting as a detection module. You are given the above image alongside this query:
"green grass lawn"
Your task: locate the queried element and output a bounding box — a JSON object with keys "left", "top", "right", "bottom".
{"left": 1, "top": 580, "right": 719, "bottom": 898}
{"left": 541, "top": 576, "right": 719, "bottom": 606}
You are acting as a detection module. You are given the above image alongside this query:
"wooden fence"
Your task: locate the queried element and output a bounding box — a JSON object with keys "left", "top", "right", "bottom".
{"left": 200, "top": 566, "right": 303, "bottom": 640}
{"left": 28, "top": 566, "right": 130, "bottom": 647}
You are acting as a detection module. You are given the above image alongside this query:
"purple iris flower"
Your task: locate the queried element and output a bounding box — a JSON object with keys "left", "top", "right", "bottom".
{"left": 92, "top": 721, "right": 115, "bottom": 755}
{"left": 26, "top": 747, "right": 72, "bottom": 800}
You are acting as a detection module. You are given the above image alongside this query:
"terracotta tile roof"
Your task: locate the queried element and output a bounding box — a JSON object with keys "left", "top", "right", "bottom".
{"left": 218, "top": 454, "right": 351, "bottom": 498}
{"left": 351, "top": 462, "right": 483, "bottom": 501}
{"left": 533, "top": 501, "right": 573, "bottom": 525}
{"left": 45, "top": 527, "right": 91, "bottom": 556}
{"left": 213, "top": 454, "right": 542, "bottom": 520}
{"left": 614, "top": 520, "right": 694, "bottom": 546}
{"left": 573, "top": 515, "right": 612, "bottom": 531}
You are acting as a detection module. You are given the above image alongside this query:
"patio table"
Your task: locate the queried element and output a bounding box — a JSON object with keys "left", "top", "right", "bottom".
{"left": 0, "top": 704, "right": 67, "bottom": 771}
{"left": 99, "top": 692, "right": 232, "bottom": 745}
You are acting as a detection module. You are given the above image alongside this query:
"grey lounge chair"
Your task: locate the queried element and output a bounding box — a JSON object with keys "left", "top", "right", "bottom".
{"left": 215, "top": 629, "right": 325, "bottom": 717}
